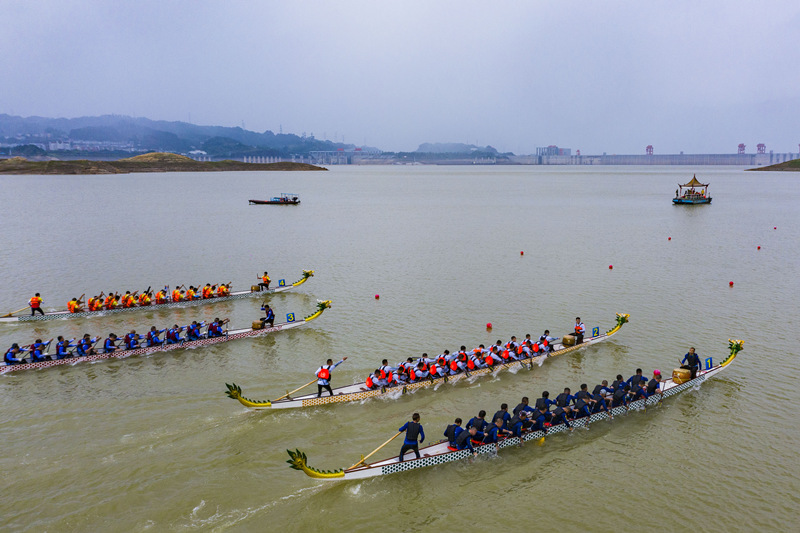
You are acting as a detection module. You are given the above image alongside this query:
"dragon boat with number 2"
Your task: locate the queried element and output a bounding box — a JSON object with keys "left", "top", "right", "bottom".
{"left": 225, "top": 313, "right": 629, "bottom": 410}
{"left": 286, "top": 339, "right": 743, "bottom": 481}
{"left": 0, "top": 301, "right": 331, "bottom": 375}
{"left": 0, "top": 270, "right": 314, "bottom": 323}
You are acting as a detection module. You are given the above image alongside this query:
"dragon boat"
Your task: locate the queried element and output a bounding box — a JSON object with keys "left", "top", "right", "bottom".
{"left": 0, "top": 301, "right": 331, "bottom": 375}
{"left": 0, "top": 270, "right": 314, "bottom": 323}
{"left": 286, "top": 339, "right": 743, "bottom": 481}
{"left": 225, "top": 313, "right": 630, "bottom": 410}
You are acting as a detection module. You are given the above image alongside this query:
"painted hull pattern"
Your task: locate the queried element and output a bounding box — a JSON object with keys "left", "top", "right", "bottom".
{"left": 288, "top": 340, "right": 742, "bottom": 481}
{"left": 1, "top": 300, "right": 331, "bottom": 375}
{"left": 229, "top": 313, "right": 629, "bottom": 410}
{"left": 1, "top": 270, "right": 313, "bottom": 323}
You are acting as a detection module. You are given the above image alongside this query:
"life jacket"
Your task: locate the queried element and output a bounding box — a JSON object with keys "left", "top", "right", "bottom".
{"left": 172, "top": 290, "right": 181, "bottom": 301}
{"left": 147, "top": 331, "right": 156, "bottom": 342}
{"left": 575, "top": 323, "right": 584, "bottom": 334}
{"left": 485, "top": 354, "right": 495, "bottom": 366}
{"left": 517, "top": 346, "right": 524, "bottom": 355}
{"left": 437, "top": 356, "right": 446, "bottom": 366}
{"left": 379, "top": 366, "right": 393, "bottom": 382}
{"left": 366, "top": 375, "right": 375, "bottom": 388}
{"left": 124, "top": 296, "right": 135, "bottom": 307}
{"left": 429, "top": 364, "right": 438, "bottom": 376}
{"left": 532, "top": 343, "right": 540, "bottom": 353}
{"left": 104, "top": 297, "right": 115, "bottom": 309}
{"left": 408, "top": 368, "right": 417, "bottom": 381}
{"left": 262, "top": 275, "right": 270, "bottom": 283}
{"left": 501, "top": 349, "right": 510, "bottom": 360}
{"left": 449, "top": 360, "right": 459, "bottom": 372}
{"left": 317, "top": 366, "right": 331, "bottom": 380}
{"left": 457, "top": 352, "right": 467, "bottom": 362}
{"left": 202, "top": 286, "right": 212, "bottom": 298}
{"left": 541, "top": 338, "right": 549, "bottom": 347}
{"left": 139, "top": 294, "right": 150, "bottom": 305}
{"left": 467, "top": 359, "right": 476, "bottom": 370}
{"left": 405, "top": 421, "right": 421, "bottom": 442}
{"left": 156, "top": 292, "right": 167, "bottom": 304}
{"left": 216, "top": 286, "right": 225, "bottom": 296}
{"left": 68, "top": 300, "right": 77, "bottom": 313}
{"left": 29, "top": 297, "right": 41, "bottom": 308}
{"left": 167, "top": 329, "right": 178, "bottom": 341}
{"left": 419, "top": 362, "right": 428, "bottom": 372}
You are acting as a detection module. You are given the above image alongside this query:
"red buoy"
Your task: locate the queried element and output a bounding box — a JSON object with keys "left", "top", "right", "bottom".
{"left": 729, "top": 281, "right": 734, "bottom": 287}
{"left": 486, "top": 322, "right": 492, "bottom": 329}
{"left": 374, "top": 294, "right": 380, "bottom": 299}
{"left": 757, "top": 246, "right": 761, "bottom": 250}
{"left": 608, "top": 265, "right": 613, "bottom": 269}
{"left": 668, "top": 237, "right": 671, "bottom": 241}
{"left": 520, "top": 251, "right": 524, "bottom": 256}
{"left": 774, "top": 227, "right": 777, "bottom": 230}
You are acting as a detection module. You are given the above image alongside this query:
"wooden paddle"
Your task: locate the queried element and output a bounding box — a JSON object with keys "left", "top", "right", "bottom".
{"left": 273, "top": 378, "right": 318, "bottom": 402}
{"left": 349, "top": 431, "right": 403, "bottom": 470}
{"left": 1, "top": 306, "right": 29, "bottom": 318}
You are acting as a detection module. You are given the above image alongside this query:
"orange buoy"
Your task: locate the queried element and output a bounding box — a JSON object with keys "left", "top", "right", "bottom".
{"left": 729, "top": 281, "right": 734, "bottom": 287}
{"left": 374, "top": 294, "right": 380, "bottom": 299}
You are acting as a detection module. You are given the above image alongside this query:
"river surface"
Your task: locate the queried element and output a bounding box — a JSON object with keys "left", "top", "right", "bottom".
{"left": 1, "top": 165, "right": 798, "bottom": 532}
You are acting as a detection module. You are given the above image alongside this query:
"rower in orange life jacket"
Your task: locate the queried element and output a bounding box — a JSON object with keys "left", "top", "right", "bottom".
{"left": 316, "top": 357, "right": 347, "bottom": 397}
{"left": 87, "top": 296, "right": 98, "bottom": 311}
{"left": 155, "top": 288, "right": 168, "bottom": 304}
{"left": 258, "top": 272, "right": 271, "bottom": 290}
{"left": 185, "top": 287, "right": 198, "bottom": 301}
{"left": 67, "top": 297, "right": 83, "bottom": 313}
{"left": 172, "top": 288, "right": 183, "bottom": 302}
{"left": 122, "top": 292, "right": 136, "bottom": 308}
{"left": 138, "top": 292, "right": 151, "bottom": 306}
{"left": 104, "top": 293, "right": 117, "bottom": 310}
{"left": 573, "top": 317, "right": 585, "bottom": 344}
{"left": 216, "top": 284, "right": 228, "bottom": 297}
{"left": 202, "top": 284, "right": 213, "bottom": 298}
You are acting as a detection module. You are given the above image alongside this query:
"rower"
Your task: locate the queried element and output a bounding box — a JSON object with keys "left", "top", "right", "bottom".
{"left": 555, "top": 388, "right": 575, "bottom": 408}
{"left": 629, "top": 381, "right": 647, "bottom": 403}
{"left": 612, "top": 385, "right": 631, "bottom": 408}
{"left": 155, "top": 287, "right": 169, "bottom": 305}
{"left": 186, "top": 321, "right": 205, "bottom": 341}
{"left": 551, "top": 405, "right": 573, "bottom": 429}
{"left": 483, "top": 417, "right": 513, "bottom": 446}
{"left": 379, "top": 359, "right": 396, "bottom": 383}
{"left": 455, "top": 426, "right": 478, "bottom": 456}
{"left": 185, "top": 286, "right": 199, "bottom": 301}
{"left": 207, "top": 318, "right": 229, "bottom": 338}
{"left": 123, "top": 330, "right": 140, "bottom": 350}
{"left": 366, "top": 369, "right": 382, "bottom": 390}
{"left": 103, "top": 334, "right": 119, "bottom": 353}
{"left": 513, "top": 397, "right": 535, "bottom": 416}
{"left": 506, "top": 336, "right": 519, "bottom": 350}
{"left": 67, "top": 297, "right": 84, "bottom": 313}
{"left": 87, "top": 294, "right": 102, "bottom": 311}
{"left": 30, "top": 339, "right": 50, "bottom": 362}
{"left": 591, "top": 390, "right": 612, "bottom": 417}
{"left": 575, "top": 383, "right": 593, "bottom": 404}
{"left": 492, "top": 403, "right": 511, "bottom": 430}
{"left": 55, "top": 336, "right": 76, "bottom": 359}
{"left": 529, "top": 407, "right": 548, "bottom": 433}
{"left": 412, "top": 361, "right": 430, "bottom": 381}
{"left": 146, "top": 326, "right": 165, "bottom": 346}
{"left": 681, "top": 347, "right": 702, "bottom": 379}
{"left": 646, "top": 370, "right": 663, "bottom": 397}
{"left": 166, "top": 324, "right": 185, "bottom": 344}
{"left": 4, "top": 343, "right": 28, "bottom": 365}
{"left": 572, "top": 393, "right": 593, "bottom": 420}
{"left": 466, "top": 410, "right": 488, "bottom": 442}
{"left": 626, "top": 368, "right": 647, "bottom": 388}
{"left": 29, "top": 293, "right": 44, "bottom": 316}
{"left": 172, "top": 287, "right": 184, "bottom": 303}
{"left": 573, "top": 317, "right": 585, "bottom": 344}
{"left": 202, "top": 284, "right": 213, "bottom": 299}
{"left": 260, "top": 304, "right": 275, "bottom": 327}
{"left": 138, "top": 291, "right": 152, "bottom": 306}
{"left": 539, "top": 330, "right": 558, "bottom": 353}
{"left": 444, "top": 418, "right": 463, "bottom": 449}
{"left": 258, "top": 272, "right": 271, "bottom": 290}
{"left": 509, "top": 411, "right": 530, "bottom": 440}
{"left": 398, "top": 413, "right": 425, "bottom": 462}
{"left": 104, "top": 293, "right": 118, "bottom": 310}
{"left": 120, "top": 291, "right": 135, "bottom": 308}
{"left": 535, "top": 391, "right": 556, "bottom": 412}
{"left": 216, "top": 283, "right": 229, "bottom": 297}
{"left": 316, "top": 357, "right": 347, "bottom": 397}
{"left": 76, "top": 334, "right": 98, "bottom": 356}
{"left": 611, "top": 374, "right": 626, "bottom": 391}
{"left": 592, "top": 380, "right": 613, "bottom": 398}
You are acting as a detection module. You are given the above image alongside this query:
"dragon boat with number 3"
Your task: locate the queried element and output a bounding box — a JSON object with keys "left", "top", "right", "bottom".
{"left": 285, "top": 339, "right": 743, "bottom": 481}
{"left": 225, "top": 313, "right": 630, "bottom": 410}
{"left": 0, "top": 270, "right": 314, "bottom": 323}
{"left": 0, "top": 301, "right": 331, "bottom": 375}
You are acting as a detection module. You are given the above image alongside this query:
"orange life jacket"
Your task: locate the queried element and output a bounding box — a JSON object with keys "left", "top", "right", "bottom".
{"left": 467, "top": 360, "right": 476, "bottom": 370}
{"left": 317, "top": 366, "right": 331, "bottom": 380}
{"left": 429, "top": 364, "right": 438, "bottom": 376}
{"left": 501, "top": 349, "right": 510, "bottom": 360}
{"left": 532, "top": 343, "right": 540, "bottom": 353}
{"left": 366, "top": 375, "right": 375, "bottom": 388}
{"left": 517, "top": 346, "right": 524, "bottom": 355}
{"left": 216, "top": 286, "right": 225, "bottom": 296}
{"left": 172, "top": 290, "right": 182, "bottom": 301}
{"left": 67, "top": 300, "right": 77, "bottom": 313}
{"left": 104, "top": 296, "right": 115, "bottom": 309}
{"left": 437, "top": 356, "right": 446, "bottom": 366}
{"left": 449, "top": 360, "right": 459, "bottom": 372}
{"left": 419, "top": 362, "right": 428, "bottom": 372}
{"left": 139, "top": 294, "right": 150, "bottom": 306}
{"left": 486, "top": 354, "right": 495, "bottom": 366}
{"left": 29, "top": 297, "right": 41, "bottom": 308}
{"left": 156, "top": 292, "right": 167, "bottom": 304}
{"left": 409, "top": 368, "right": 417, "bottom": 381}
{"left": 262, "top": 275, "right": 270, "bottom": 283}
{"left": 202, "top": 287, "right": 212, "bottom": 298}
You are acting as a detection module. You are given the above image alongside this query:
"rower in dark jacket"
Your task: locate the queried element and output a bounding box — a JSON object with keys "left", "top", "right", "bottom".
{"left": 444, "top": 418, "right": 463, "bottom": 448}
{"left": 681, "top": 348, "right": 702, "bottom": 379}
{"left": 466, "top": 411, "right": 488, "bottom": 442}
{"left": 492, "top": 404, "right": 511, "bottom": 430}
{"left": 398, "top": 413, "right": 425, "bottom": 462}
{"left": 456, "top": 427, "right": 478, "bottom": 455}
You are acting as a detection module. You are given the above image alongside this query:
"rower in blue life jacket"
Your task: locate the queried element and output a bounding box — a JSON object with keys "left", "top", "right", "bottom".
{"left": 186, "top": 321, "right": 205, "bottom": 341}
{"left": 207, "top": 318, "right": 229, "bottom": 338}
{"left": 103, "top": 334, "right": 119, "bottom": 353}
{"left": 4, "top": 343, "right": 27, "bottom": 365}
{"left": 146, "top": 326, "right": 165, "bottom": 347}
{"left": 398, "top": 413, "right": 425, "bottom": 462}
{"left": 492, "top": 404, "right": 511, "bottom": 430}
{"left": 444, "top": 418, "right": 463, "bottom": 448}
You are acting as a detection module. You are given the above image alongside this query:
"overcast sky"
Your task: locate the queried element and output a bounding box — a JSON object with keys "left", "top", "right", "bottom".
{"left": 1, "top": 0, "right": 798, "bottom": 154}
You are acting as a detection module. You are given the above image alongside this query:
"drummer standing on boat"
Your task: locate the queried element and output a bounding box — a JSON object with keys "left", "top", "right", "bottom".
{"left": 316, "top": 357, "right": 347, "bottom": 397}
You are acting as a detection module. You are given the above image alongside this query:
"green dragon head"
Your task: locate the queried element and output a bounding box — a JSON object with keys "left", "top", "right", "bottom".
{"left": 286, "top": 449, "right": 344, "bottom": 479}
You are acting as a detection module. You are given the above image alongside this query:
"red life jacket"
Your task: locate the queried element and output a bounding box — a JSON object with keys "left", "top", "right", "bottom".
{"left": 409, "top": 368, "right": 417, "bottom": 381}
{"left": 419, "top": 362, "right": 428, "bottom": 372}
{"left": 30, "top": 297, "right": 41, "bottom": 308}
{"left": 486, "top": 355, "right": 495, "bottom": 366}
{"left": 366, "top": 375, "right": 375, "bottom": 388}
{"left": 532, "top": 343, "right": 540, "bottom": 353}
{"left": 449, "top": 360, "right": 459, "bottom": 372}
{"left": 501, "top": 349, "right": 510, "bottom": 360}
{"left": 317, "top": 366, "right": 331, "bottom": 380}
{"left": 429, "top": 364, "right": 438, "bottom": 376}
{"left": 437, "top": 356, "right": 446, "bottom": 366}
{"left": 542, "top": 339, "right": 549, "bottom": 347}
{"left": 517, "top": 346, "right": 524, "bottom": 355}
{"left": 467, "top": 360, "right": 476, "bottom": 370}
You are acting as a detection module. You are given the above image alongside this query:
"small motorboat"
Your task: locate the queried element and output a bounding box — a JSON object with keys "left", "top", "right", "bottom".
{"left": 249, "top": 193, "right": 300, "bottom": 205}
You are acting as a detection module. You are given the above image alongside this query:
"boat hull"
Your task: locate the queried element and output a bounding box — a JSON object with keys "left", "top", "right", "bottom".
{"left": 249, "top": 200, "right": 300, "bottom": 205}
{"left": 673, "top": 197, "right": 712, "bottom": 204}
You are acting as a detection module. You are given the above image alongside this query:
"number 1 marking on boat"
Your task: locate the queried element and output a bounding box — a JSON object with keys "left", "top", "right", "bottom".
{"left": 705, "top": 357, "right": 713, "bottom": 369}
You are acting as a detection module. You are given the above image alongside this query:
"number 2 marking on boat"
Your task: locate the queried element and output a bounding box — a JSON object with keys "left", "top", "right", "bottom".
{"left": 592, "top": 327, "right": 599, "bottom": 336}
{"left": 286, "top": 313, "right": 295, "bottom": 323}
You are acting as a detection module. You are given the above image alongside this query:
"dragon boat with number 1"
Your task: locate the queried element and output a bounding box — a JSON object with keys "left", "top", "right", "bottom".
{"left": 0, "top": 270, "right": 314, "bottom": 323}
{"left": 225, "top": 313, "right": 629, "bottom": 410}
{"left": 0, "top": 301, "right": 331, "bottom": 375}
{"left": 286, "top": 339, "right": 743, "bottom": 481}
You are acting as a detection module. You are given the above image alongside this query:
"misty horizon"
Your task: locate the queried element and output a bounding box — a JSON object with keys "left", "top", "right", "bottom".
{"left": 1, "top": 1, "right": 798, "bottom": 155}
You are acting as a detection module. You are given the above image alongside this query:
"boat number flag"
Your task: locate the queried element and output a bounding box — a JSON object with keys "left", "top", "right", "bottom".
{"left": 592, "top": 327, "right": 599, "bottom": 336}
{"left": 278, "top": 279, "right": 286, "bottom": 287}
{"left": 287, "top": 313, "right": 295, "bottom": 323}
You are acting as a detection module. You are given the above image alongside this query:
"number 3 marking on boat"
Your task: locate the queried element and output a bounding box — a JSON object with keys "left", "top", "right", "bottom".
{"left": 286, "top": 313, "right": 295, "bottom": 323}
{"left": 278, "top": 279, "right": 286, "bottom": 287}
{"left": 592, "top": 327, "right": 599, "bottom": 336}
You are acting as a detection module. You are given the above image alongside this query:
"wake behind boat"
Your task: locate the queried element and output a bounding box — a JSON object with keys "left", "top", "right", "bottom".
{"left": 0, "top": 270, "right": 314, "bottom": 323}
{"left": 225, "top": 313, "right": 629, "bottom": 410}
{"left": 286, "top": 339, "right": 743, "bottom": 481}
{"left": 1, "top": 300, "right": 331, "bottom": 374}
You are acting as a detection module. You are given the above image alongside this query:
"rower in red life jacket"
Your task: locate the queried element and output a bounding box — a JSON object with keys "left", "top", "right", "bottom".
{"left": 316, "top": 357, "right": 347, "bottom": 397}
{"left": 166, "top": 324, "right": 185, "bottom": 344}
{"left": 379, "top": 359, "right": 396, "bottom": 384}
{"left": 539, "top": 330, "right": 558, "bottom": 353}
{"left": 138, "top": 291, "right": 152, "bottom": 306}
{"left": 365, "top": 369, "right": 382, "bottom": 390}
{"left": 29, "top": 293, "right": 44, "bottom": 316}
{"left": 146, "top": 326, "right": 166, "bottom": 347}
{"left": 505, "top": 336, "right": 519, "bottom": 351}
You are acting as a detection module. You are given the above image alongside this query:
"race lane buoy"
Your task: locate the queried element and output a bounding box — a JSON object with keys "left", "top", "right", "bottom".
{"left": 757, "top": 246, "right": 761, "bottom": 250}
{"left": 729, "top": 281, "right": 734, "bottom": 287}
{"left": 668, "top": 237, "right": 671, "bottom": 241}
{"left": 520, "top": 251, "right": 524, "bottom": 256}
{"left": 486, "top": 322, "right": 492, "bottom": 330}
{"left": 608, "top": 265, "right": 613, "bottom": 270}
{"left": 374, "top": 294, "right": 380, "bottom": 299}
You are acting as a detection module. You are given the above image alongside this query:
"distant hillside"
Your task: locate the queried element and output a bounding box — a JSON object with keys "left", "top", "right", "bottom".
{"left": 0, "top": 153, "right": 326, "bottom": 174}
{"left": 416, "top": 142, "right": 498, "bottom": 154}
{"left": 747, "top": 159, "right": 800, "bottom": 171}
{"left": 0, "top": 113, "right": 359, "bottom": 155}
